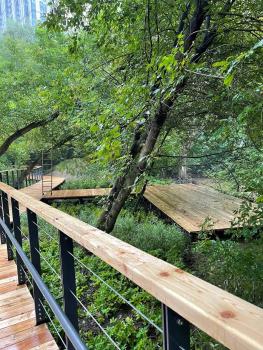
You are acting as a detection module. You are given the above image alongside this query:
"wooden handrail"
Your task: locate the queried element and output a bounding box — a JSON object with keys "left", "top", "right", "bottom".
{"left": 0, "top": 166, "right": 42, "bottom": 173}
{"left": 0, "top": 181, "right": 262, "bottom": 350}
{"left": 0, "top": 167, "right": 26, "bottom": 173}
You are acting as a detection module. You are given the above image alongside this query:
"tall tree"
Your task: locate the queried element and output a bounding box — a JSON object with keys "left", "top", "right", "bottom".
{"left": 0, "top": 25, "right": 84, "bottom": 164}
{"left": 47, "top": 0, "right": 262, "bottom": 232}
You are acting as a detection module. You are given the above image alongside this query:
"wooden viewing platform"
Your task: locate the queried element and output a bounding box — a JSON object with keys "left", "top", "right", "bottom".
{"left": 144, "top": 183, "right": 244, "bottom": 233}
{"left": 0, "top": 244, "right": 58, "bottom": 349}
{"left": 44, "top": 183, "right": 244, "bottom": 233}
{"left": 9, "top": 175, "right": 65, "bottom": 222}
{"left": 20, "top": 175, "right": 65, "bottom": 203}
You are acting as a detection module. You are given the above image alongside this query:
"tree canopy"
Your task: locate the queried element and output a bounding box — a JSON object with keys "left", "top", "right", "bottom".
{"left": 0, "top": 0, "right": 262, "bottom": 231}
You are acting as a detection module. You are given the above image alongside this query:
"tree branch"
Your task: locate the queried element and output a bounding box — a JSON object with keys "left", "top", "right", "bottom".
{"left": 0, "top": 111, "right": 60, "bottom": 157}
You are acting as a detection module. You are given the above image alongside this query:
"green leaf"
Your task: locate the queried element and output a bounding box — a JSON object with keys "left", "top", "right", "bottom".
{"left": 224, "top": 74, "right": 234, "bottom": 87}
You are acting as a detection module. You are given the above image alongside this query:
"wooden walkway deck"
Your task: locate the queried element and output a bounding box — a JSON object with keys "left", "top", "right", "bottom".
{"left": 144, "top": 183, "right": 243, "bottom": 233}
{"left": 0, "top": 244, "right": 58, "bottom": 350}
{"left": 43, "top": 187, "right": 110, "bottom": 200}
{"left": 20, "top": 176, "right": 65, "bottom": 202}
{"left": 43, "top": 183, "right": 244, "bottom": 233}
{"left": 9, "top": 176, "right": 65, "bottom": 220}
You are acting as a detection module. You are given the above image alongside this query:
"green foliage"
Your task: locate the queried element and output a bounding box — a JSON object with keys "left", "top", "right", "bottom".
{"left": 55, "top": 159, "right": 112, "bottom": 189}
{"left": 113, "top": 211, "right": 188, "bottom": 266}
{"left": 193, "top": 238, "right": 263, "bottom": 307}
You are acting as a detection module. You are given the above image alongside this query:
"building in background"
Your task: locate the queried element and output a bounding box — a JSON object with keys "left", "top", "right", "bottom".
{"left": 0, "top": 0, "right": 48, "bottom": 30}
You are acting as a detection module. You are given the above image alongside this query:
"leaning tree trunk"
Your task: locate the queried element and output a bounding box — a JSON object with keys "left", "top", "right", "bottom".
{"left": 97, "top": 0, "right": 235, "bottom": 233}
{"left": 97, "top": 93, "right": 179, "bottom": 233}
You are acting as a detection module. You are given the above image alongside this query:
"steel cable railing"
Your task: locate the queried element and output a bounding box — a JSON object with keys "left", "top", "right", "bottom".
{"left": 0, "top": 181, "right": 262, "bottom": 350}
{"left": 0, "top": 218, "right": 87, "bottom": 350}
{"left": 69, "top": 289, "right": 122, "bottom": 350}
{"left": 68, "top": 250, "right": 163, "bottom": 334}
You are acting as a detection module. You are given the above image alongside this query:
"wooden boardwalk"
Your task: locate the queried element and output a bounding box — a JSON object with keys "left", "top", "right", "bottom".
{"left": 0, "top": 244, "right": 58, "bottom": 350}
{"left": 9, "top": 176, "right": 65, "bottom": 221}
{"left": 1, "top": 180, "right": 263, "bottom": 350}
{"left": 20, "top": 175, "right": 65, "bottom": 202}
{"left": 43, "top": 183, "right": 244, "bottom": 233}
{"left": 144, "top": 183, "right": 243, "bottom": 233}
{"left": 43, "top": 187, "right": 110, "bottom": 200}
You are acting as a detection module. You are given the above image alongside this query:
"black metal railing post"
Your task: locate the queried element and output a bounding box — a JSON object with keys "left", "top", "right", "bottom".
{"left": 2, "top": 191, "right": 13, "bottom": 260}
{"left": 11, "top": 198, "right": 26, "bottom": 284}
{"left": 16, "top": 170, "right": 20, "bottom": 188}
{"left": 27, "top": 209, "right": 46, "bottom": 325}
{"left": 59, "top": 230, "right": 79, "bottom": 350}
{"left": 5, "top": 171, "right": 9, "bottom": 185}
{"left": 11, "top": 170, "right": 15, "bottom": 187}
{"left": 162, "top": 304, "right": 190, "bottom": 350}
{"left": 0, "top": 190, "right": 6, "bottom": 244}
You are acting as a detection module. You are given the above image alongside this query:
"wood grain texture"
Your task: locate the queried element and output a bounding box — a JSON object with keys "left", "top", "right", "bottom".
{"left": 8, "top": 176, "right": 65, "bottom": 222}
{"left": 43, "top": 187, "right": 111, "bottom": 200}
{"left": 144, "top": 183, "right": 244, "bottom": 232}
{"left": 0, "top": 244, "right": 58, "bottom": 349}
{"left": 0, "top": 182, "right": 262, "bottom": 350}
{"left": 29, "top": 340, "right": 59, "bottom": 350}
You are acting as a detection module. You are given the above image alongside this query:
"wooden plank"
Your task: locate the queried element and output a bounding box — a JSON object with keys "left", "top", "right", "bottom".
{"left": 0, "top": 281, "right": 24, "bottom": 295}
{"left": 0, "top": 324, "right": 52, "bottom": 348}
{"left": 144, "top": 183, "right": 244, "bottom": 232}
{"left": 43, "top": 187, "right": 111, "bottom": 200}
{"left": 1, "top": 326, "right": 53, "bottom": 350}
{"left": 0, "top": 290, "right": 31, "bottom": 308}
{"left": 0, "top": 182, "right": 262, "bottom": 350}
{"left": 0, "top": 310, "right": 36, "bottom": 330}
{"left": 0, "top": 301, "right": 34, "bottom": 322}
{"left": 0, "top": 276, "right": 17, "bottom": 285}
{"left": 0, "top": 319, "right": 36, "bottom": 339}
{"left": 0, "top": 286, "right": 29, "bottom": 302}
{"left": 0, "top": 243, "right": 58, "bottom": 349}
{"left": 29, "top": 340, "right": 59, "bottom": 350}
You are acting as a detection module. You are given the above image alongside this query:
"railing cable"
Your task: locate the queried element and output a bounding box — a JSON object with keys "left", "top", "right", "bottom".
{"left": 32, "top": 221, "right": 58, "bottom": 243}
{"left": 70, "top": 289, "right": 122, "bottom": 350}
{"left": 17, "top": 227, "right": 29, "bottom": 241}
{"left": 34, "top": 247, "right": 61, "bottom": 280}
{"left": 39, "top": 299, "right": 67, "bottom": 349}
{"left": 68, "top": 251, "right": 162, "bottom": 333}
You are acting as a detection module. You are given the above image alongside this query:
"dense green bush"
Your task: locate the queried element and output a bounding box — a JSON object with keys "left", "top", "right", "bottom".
{"left": 55, "top": 159, "right": 112, "bottom": 189}
{"left": 192, "top": 238, "right": 263, "bottom": 307}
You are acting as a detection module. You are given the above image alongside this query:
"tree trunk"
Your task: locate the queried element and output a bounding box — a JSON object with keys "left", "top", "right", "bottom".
{"left": 97, "top": 0, "right": 234, "bottom": 233}
{"left": 0, "top": 111, "right": 59, "bottom": 157}
{"left": 98, "top": 91, "right": 181, "bottom": 232}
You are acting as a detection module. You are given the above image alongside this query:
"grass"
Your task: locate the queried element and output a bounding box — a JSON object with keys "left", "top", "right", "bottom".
{"left": 55, "top": 159, "right": 112, "bottom": 189}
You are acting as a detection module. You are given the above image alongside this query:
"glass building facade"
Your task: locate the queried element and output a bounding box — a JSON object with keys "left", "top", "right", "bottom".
{"left": 0, "top": 0, "right": 48, "bottom": 30}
